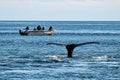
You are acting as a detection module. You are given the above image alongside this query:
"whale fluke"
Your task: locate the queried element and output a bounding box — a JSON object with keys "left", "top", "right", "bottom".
{"left": 47, "top": 43, "right": 66, "bottom": 46}
{"left": 47, "top": 42, "right": 100, "bottom": 58}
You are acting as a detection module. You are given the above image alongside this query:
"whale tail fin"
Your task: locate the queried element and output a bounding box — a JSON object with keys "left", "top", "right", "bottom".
{"left": 47, "top": 42, "right": 66, "bottom": 46}
{"left": 75, "top": 41, "right": 100, "bottom": 47}
{"left": 47, "top": 42, "right": 100, "bottom": 58}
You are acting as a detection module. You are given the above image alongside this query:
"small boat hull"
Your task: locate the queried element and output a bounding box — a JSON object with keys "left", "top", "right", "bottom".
{"left": 19, "top": 30, "right": 54, "bottom": 36}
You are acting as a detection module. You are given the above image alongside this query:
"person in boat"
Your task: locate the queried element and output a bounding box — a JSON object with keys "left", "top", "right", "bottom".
{"left": 33, "top": 27, "right": 37, "bottom": 31}
{"left": 42, "top": 27, "right": 45, "bottom": 30}
{"left": 37, "top": 25, "right": 41, "bottom": 30}
{"left": 25, "top": 26, "right": 29, "bottom": 30}
{"left": 49, "top": 26, "right": 54, "bottom": 31}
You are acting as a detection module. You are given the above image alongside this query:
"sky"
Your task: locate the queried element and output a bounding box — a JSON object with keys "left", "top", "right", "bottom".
{"left": 0, "top": 0, "right": 120, "bottom": 21}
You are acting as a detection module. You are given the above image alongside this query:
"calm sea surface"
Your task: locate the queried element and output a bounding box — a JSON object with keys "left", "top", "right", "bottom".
{"left": 0, "top": 21, "right": 120, "bottom": 80}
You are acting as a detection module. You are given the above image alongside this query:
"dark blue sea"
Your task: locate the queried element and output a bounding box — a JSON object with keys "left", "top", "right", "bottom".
{"left": 0, "top": 21, "right": 120, "bottom": 80}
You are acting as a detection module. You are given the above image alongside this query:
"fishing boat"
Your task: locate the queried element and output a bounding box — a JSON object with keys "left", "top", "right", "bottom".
{"left": 19, "top": 26, "right": 54, "bottom": 36}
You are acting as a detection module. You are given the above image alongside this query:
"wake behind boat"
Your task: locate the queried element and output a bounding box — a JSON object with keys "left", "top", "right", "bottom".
{"left": 19, "top": 25, "right": 54, "bottom": 36}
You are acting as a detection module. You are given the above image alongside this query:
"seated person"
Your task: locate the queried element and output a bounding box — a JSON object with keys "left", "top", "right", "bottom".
{"left": 25, "top": 26, "right": 29, "bottom": 30}
{"left": 33, "top": 27, "right": 37, "bottom": 30}
{"left": 37, "top": 25, "right": 41, "bottom": 30}
{"left": 49, "top": 26, "right": 54, "bottom": 31}
{"left": 42, "top": 27, "right": 45, "bottom": 30}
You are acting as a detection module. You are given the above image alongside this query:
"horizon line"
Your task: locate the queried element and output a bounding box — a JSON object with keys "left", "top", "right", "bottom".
{"left": 0, "top": 20, "right": 120, "bottom": 22}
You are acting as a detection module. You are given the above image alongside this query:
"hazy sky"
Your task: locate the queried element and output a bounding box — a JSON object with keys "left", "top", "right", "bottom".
{"left": 0, "top": 0, "right": 120, "bottom": 21}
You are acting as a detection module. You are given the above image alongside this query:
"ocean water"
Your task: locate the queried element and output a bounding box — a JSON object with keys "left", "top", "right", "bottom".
{"left": 0, "top": 21, "right": 120, "bottom": 80}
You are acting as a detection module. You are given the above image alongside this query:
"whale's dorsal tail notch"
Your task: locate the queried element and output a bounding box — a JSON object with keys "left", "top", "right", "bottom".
{"left": 47, "top": 42, "right": 100, "bottom": 58}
